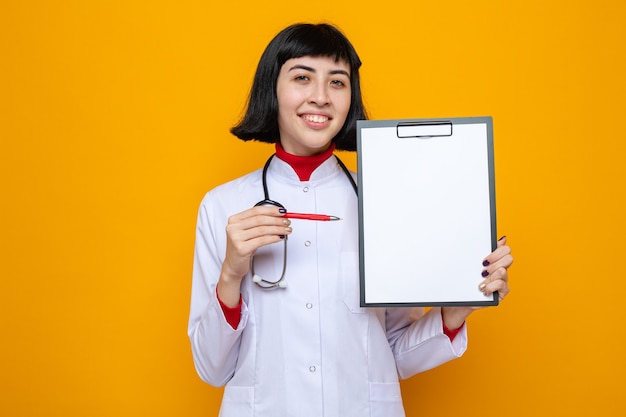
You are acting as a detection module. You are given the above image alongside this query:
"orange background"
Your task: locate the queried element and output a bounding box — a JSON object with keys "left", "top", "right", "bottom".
{"left": 1, "top": 1, "right": 625, "bottom": 416}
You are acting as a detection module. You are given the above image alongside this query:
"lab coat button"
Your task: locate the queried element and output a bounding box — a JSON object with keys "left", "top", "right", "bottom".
{"left": 304, "top": 241, "right": 311, "bottom": 247}
{"left": 303, "top": 186, "right": 309, "bottom": 193}
{"left": 306, "top": 303, "right": 313, "bottom": 309}
{"left": 309, "top": 365, "right": 316, "bottom": 372}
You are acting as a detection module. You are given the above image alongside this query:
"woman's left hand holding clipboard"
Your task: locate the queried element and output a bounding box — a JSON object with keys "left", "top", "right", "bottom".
{"left": 442, "top": 236, "right": 514, "bottom": 329}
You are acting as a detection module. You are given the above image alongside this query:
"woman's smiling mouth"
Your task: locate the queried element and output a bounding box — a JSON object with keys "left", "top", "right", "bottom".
{"left": 302, "top": 114, "right": 330, "bottom": 124}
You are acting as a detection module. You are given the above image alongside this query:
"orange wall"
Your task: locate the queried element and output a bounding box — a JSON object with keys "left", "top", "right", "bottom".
{"left": 1, "top": 1, "right": 624, "bottom": 416}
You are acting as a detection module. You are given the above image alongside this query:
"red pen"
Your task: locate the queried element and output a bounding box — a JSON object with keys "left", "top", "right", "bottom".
{"left": 284, "top": 212, "right": 342, "bottom": 221}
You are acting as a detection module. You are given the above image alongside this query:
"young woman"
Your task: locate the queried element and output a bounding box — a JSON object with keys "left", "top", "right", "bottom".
{"left": 188, "top": 23, "right": 513, "bottom": 417}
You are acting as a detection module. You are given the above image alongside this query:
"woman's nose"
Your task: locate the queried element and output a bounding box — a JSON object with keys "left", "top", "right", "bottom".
{"left": 308, "top": 83, "right": 329, "bottom": 106}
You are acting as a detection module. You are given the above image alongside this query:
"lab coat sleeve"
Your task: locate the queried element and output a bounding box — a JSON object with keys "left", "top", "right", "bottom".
{"left": 187, "top": 195, "right": 249, "bottom": 387}
{"left": 385, "top": 307, "right": 468, "bottom": 379}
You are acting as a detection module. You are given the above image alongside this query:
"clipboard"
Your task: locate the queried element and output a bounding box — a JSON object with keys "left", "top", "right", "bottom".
{"left": 357, "top": 117, "right": 498, "bottom": 307}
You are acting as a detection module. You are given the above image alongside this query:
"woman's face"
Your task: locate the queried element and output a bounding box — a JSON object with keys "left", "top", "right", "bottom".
{"left": 276, "top": 55, "right": 351, "bottom": 156}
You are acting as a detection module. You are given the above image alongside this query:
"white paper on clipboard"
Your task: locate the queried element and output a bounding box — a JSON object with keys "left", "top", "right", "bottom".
{"left": 357, "top": 117, "right": 498, "bottom": 307}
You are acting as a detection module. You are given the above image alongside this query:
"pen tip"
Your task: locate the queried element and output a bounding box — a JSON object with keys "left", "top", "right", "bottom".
{"left": 331, "top": 216, "right": 342, "bottom": 221}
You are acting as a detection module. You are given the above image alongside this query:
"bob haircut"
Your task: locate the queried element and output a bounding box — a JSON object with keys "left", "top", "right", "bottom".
{"left": 230, "top": 23, "right": 368, "bottom": 151}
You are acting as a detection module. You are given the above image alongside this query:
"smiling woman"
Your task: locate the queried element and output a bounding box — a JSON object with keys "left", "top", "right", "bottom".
{"left": 187, "top": 22, "right": 513, "bottom": 417}
{"left": 276, "top": 56, "right": 352, "bottom": 155}
{"left": 229, "top": 23, "right": 367, "bottom": 152}
{"left": 2, "top": 1, "right": 625, "bottom": 416}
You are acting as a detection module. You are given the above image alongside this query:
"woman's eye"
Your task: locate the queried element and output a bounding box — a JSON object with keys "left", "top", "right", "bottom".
{"left": 295, "top": 75, "right": 310, "bottom": 81}
{"left": 331, "top": 79, "right": 346, "bottom": 87}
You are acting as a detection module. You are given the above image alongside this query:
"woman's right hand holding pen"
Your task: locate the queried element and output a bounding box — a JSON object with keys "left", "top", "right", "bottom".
{"left": 218, "top": 206, "right": 293, "bottom": 306}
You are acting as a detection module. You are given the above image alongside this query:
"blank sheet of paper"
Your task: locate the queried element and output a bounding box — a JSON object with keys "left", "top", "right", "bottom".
{"left": 357, "top": 117, "right": 498, "bottom": 306}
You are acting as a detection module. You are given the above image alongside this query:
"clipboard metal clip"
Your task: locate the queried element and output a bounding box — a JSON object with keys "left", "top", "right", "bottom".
{"left": 396, "top": 121, "right": 453, "bottom": 139}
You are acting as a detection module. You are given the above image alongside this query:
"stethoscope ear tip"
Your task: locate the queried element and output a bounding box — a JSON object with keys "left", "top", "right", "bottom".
{"left": 278, "top": 281, "right": 288, "bottom": 288}
{"left": 252, "top": 274, "right": 262, "bottom": 283}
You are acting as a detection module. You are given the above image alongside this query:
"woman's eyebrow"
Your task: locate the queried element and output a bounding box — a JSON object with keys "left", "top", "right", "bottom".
{"left": 288, "top": 64, "right": 315, "bottom": 72}
{"left": 288, "top": 64, "right": 350, "bottom": 78}
{"left": 330, "top": 69, "right": 350, "bottom": 78}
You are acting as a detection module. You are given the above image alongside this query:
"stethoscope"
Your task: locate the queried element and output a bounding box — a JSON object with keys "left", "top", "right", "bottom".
{"left": 251, "top": 153, "right": 358, "bottom": 289}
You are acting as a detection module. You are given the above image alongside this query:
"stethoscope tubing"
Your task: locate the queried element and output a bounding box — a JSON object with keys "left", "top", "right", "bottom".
{"left": 251, "top": 152, "right": 357, "bottom": 289}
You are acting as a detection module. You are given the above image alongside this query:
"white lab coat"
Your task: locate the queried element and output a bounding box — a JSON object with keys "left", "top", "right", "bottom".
{"left": 188, "top": 155, "right": 467, "bottom": 417}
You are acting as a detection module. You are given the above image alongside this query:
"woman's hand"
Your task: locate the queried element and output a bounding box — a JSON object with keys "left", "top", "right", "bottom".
{"left": 218, "top": 206, "right": 292, "bottom": 306}
{"left": 442, "top": 236, "right": 514, "bottom": 329}
{"left": 478, "top": 236, "right": 513, "bottom": 300}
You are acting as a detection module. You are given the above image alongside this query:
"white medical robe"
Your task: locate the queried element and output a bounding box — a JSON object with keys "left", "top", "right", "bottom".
{"left": 188, "top": 155, "right": 467, "bottom": 417}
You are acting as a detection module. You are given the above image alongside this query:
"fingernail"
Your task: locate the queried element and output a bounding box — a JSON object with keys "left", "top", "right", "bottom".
{"left": 481, "top": 270, "right": 490, "bottom": 277}
{"left": 498, "top": 235, "right": 506, "bottom": 241}
{"left": 285, "top": 227, "right": 292, "bottom": 233}
{"left": 282, "top": 219, "right": 290, "bottom": 225}
{"left": 482, "top": 260, "right": 490, "bottom": 267}
{"left": 279, "top": 235, "right": 285, "bottom": 239}
{"left": 479, "top": 283, "right": 486, "bottom": 291}
{"left": 279, "top": 208, "right": 287, "bottom": 214}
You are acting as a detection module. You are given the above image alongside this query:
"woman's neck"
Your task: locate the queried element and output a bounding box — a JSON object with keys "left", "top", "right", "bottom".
{"left": 275, "top": 142, "right": 336, "bottom": 181}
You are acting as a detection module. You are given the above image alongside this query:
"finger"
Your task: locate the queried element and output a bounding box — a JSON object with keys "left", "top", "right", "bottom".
{"left": 240, "top": 232, "right": 289, "bottom": 252}
{"left": 227, "top": 222, "right": 293, "bottom": 250}
{"left": 479, "top": 267, "right": 509, "bottom": 297}
{"left": 238, "top": 215, "right": 292, "bottom": 233}
{"left": 481, "top": 284, "right": 509, "bottom": 301}
{"left": 223, "top": 227, "right": 291, "bottom": 278}
{"left": 485, "top": 279, "right": 509, "bottom": 300}
{"left": 226, "top": 209, "right": 292, "bottom": 254}
{"left": 227, "top": 209, "right": 292, "bottom": 236}
{"left": 489, "top": 265, "right": 509, "bottom": 284}
{"left": 482, "top": 254, "right": 514, "bottom": 278}
{"left": 230, "top": 205, "right": 287, "bottom": 222}
{"left": 480, "top": 263, "right": 509, "bottom": 286}
{"left": 482, "top": 243, "right": 512, "bottom": 268}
